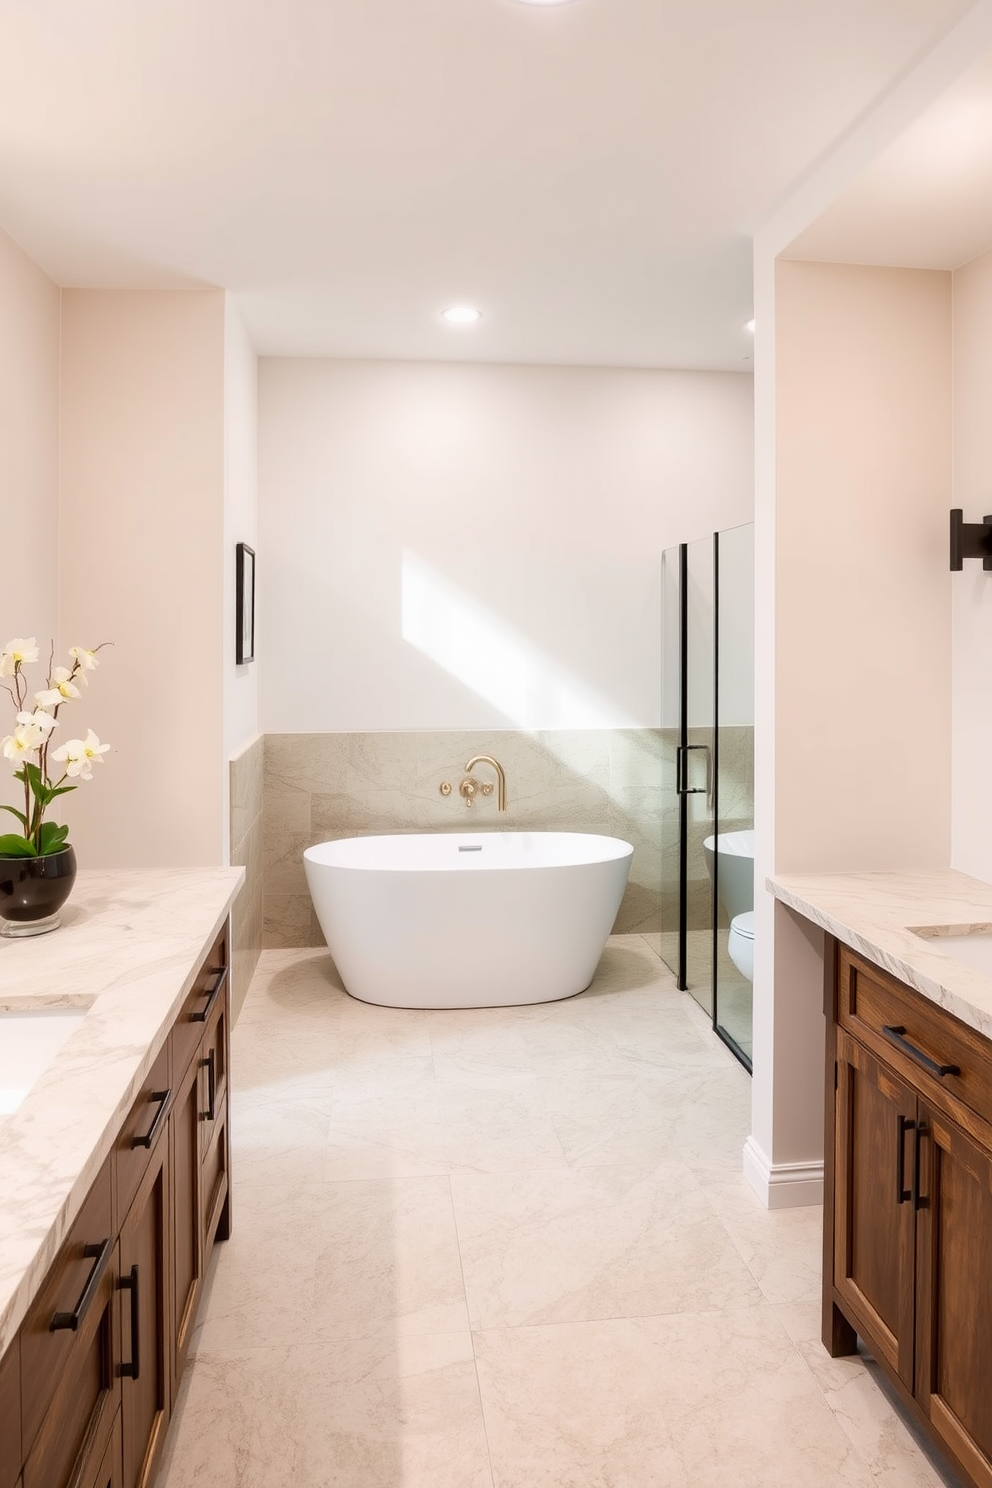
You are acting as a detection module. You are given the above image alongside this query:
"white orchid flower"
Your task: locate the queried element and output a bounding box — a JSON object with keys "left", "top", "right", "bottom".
{"left": 0, "top": 638, "right": 39, "bottom": 678}
{"left": 2, "top": 724, "right": 43, "bottom": 760}
{"left": 52, "top": 729, "right": 110, "bottom": 780}
{"left": 69, "top": 646, "right": 99, "bottom": 672}
{"left": 16, "top": 709, "right": 58, "bottom": 741}
{"left": 35, "top": 667, "right": 81, "bottom": 709}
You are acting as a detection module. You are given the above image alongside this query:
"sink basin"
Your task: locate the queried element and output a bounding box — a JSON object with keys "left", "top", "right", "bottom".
{"left": 0, "top": 1008, "right": 88, "bottom": 1115}
{"left": 911, "top": 929, "right": 992, "bottom": 979}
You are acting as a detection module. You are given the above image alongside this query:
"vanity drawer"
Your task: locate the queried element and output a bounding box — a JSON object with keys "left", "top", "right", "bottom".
{"left": 172, "top": 931, "right": 228, "bottom": 1080}
{"left": 838, "top": 946, "right": 992, "bottom": 1128}
{"left": 114, "top": 1041, "right": 171, "bottom": 1229}
{"left": 19, "top": 1156, "right": 117, "bottom": 1474}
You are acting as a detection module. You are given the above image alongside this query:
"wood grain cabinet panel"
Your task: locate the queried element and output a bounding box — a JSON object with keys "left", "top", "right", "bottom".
{"left": 0, "top": 1338, "right": 20, "bottom": 1488}
{"left": 826, "top": 941, "right": 992, "bottom": 1488}
{"left": 115, "top": 1044, "right": 171, "bottom": 1233}
{"left": 169, "top": 1041, "right": 203, "bottom": 1394}
{"left": 833, "top": 1028, "right": 917, "bottom": 1388}
{"left": 118, "top": 1137, "right": 171, "bottom": 1488}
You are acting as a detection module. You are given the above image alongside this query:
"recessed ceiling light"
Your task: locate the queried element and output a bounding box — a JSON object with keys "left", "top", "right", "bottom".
{"left": 441, "top": 306, "right": 482, "bottom": 325}
{"left": 745, "top": 319, "right": 755, "bottom": 333}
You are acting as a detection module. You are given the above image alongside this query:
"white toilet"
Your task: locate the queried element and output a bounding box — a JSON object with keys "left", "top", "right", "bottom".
{"left": 728, "top": 911, "right": 755, "bottom": 983}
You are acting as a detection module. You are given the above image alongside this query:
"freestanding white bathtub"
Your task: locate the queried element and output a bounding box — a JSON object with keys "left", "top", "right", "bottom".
{"left": 303, "top": 831, "right": 633, "bottom": 1009}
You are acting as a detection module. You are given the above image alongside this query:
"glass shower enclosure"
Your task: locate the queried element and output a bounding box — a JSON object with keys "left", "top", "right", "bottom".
{"left": 659, "top": 523, "right": 754, "bottom": 1070}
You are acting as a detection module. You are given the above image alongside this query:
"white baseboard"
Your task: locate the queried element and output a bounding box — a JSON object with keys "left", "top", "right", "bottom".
{"left": 743, "top": 1135, "right": 824, "bottom": 1209}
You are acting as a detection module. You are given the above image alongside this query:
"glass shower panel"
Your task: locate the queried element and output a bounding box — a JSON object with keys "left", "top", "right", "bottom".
{"left": 683, "top": 535, "right": 715, "bottom": 1016}
{"left": 714, "top": 522, "right": 755, "bottom": 1067}
{"left": 658, "top": 545, "right": 682, "bottom": 981}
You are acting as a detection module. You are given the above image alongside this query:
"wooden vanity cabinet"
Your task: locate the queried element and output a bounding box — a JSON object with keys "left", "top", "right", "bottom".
{"left": 0, "top": 920, "right": 232, "bottom": 1488}
{"left": 826, "top": 942, "right": 992, "bottom": 1488}
{"left": 19, "top": 1156, "right": 118, "bottom": 1488}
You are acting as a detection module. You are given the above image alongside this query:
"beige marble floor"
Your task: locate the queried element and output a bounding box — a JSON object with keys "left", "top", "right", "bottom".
{"left": 158, "top": 936, "right": 961, "bottom": 1488}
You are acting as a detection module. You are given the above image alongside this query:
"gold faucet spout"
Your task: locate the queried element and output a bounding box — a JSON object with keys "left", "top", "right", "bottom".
{"left": 465, "top": 755, "right": 506, "bottom": 812}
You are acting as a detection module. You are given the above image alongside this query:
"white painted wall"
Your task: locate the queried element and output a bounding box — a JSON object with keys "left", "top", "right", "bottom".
{"left": 222, "top": 295, "right": 260, "bottom": 858}
{"left": 951, "top": 247, "right": 992, "bottom": 883}
{"left": 259, "top": 358, "right": 754, "bottom": 732}
{"left": 0, "top": 229, "right": 60, "bottom": 648}
{"left": 59, "top": 289, "right": 227, "bottom": 867}
{"left": 748, "top": 257, "right": 952, "bottom": 1209}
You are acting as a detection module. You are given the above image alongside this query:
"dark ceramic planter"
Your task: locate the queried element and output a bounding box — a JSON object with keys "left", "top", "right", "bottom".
{"left": 0, "top": 846, "right": 77, "bottom": 937}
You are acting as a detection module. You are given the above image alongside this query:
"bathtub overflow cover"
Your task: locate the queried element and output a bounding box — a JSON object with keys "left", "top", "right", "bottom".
{"left": 458, "top": 845, "right": 483, "bottom": 852}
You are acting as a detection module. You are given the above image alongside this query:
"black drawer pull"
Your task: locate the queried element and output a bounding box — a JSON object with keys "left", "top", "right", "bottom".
{"left": 50, "top": 1237, "right": 112, "bottom": 1331}
{"left": 190, "top": 965, "right": 227, "bottom": 1024}
{"left": 131, "top": 1088, "right": 170, "bottom": 1150}
{"left": 118, "top": 1264, "right": 140, "bottom": 1380}
{"left": 883, "top": 1025, "right": 961, "bottom": 1079}
{"left": 896, "top": 1114, "right": 915, "bottom": 1204}
{"left": 200, "top": 1048, "right": 216, "bottom": 1123}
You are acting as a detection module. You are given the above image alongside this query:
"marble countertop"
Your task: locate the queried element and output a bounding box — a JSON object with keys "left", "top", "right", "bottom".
{"left": 0, "top": 867, "right": 244, "bottom": 1355}
{"left": 768, "top": 867, "right": 992, "bottom": 1040}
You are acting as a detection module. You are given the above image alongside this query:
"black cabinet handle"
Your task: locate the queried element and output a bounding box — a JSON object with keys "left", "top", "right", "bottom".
{"left": 200, "top": 1049, "right": 216, "bottom": 1123}
{"left": 191, "top": 965, "right": 228, "bottom": 1024}
{"left": 131, "top": 1088, "right": 171, "bottom": 1150}
{"left": 118, "top": 1264, "right": 140, "bottom": 1380}
{"left": 50, "top": 1238, "right": 112, "bottom": 1332}
{"left": 896, "top": 1114, "right": 915, "bottom": 1204}
{"left": 882, "top": 1025, "right": 960, "bottom": 1080}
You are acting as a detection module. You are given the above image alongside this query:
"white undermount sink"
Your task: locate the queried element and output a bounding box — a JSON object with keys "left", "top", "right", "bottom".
{"left": 0, "top": 1008, "right": 89, "bottom": 1116}
{"left": 911, "top": 929, "right": 992, "bottom": 979}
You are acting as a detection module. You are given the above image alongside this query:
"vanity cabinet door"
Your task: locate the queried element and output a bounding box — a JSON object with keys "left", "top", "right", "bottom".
{"left": 78, "top": 1408, "right": 122, "bottom": 1488}
{"left": 169, "top": 1043, "right": 202, "bottom": 1398}
{"left": 20, "top": 1158, "right": 119, "bottom": 1488}
{"left": 833, "top": 1028, "right": 917, "bottom": 1390}
{"left": 118, "top": 1134, "right": 171, "bottom": 1488}
{"left": 198, "top": 974, "right": 231, "bottom": 1259}
{"left": 915, "top": 1106, "right": 992, "bottom": 1488}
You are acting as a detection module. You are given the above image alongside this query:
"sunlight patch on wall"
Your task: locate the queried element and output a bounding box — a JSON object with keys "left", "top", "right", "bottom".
{"left": 401, "top": 551, "right": 635, "bottom": 732}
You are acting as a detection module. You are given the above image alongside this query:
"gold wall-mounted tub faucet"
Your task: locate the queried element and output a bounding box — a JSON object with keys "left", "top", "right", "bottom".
{"left": 464, "top": 755, "right": 506, "bottom": 812}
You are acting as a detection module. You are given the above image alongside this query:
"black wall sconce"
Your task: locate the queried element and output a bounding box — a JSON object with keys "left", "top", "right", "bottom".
{"left": 950, "top": 510, "right": 992, "bottom": 572}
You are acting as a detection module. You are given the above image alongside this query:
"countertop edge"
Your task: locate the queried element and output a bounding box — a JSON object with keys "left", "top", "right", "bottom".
{"left": 768, "top": 871, "right": 992, "bottom": 1042}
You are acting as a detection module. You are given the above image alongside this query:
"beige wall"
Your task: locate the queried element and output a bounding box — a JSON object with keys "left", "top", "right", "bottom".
{"left": 951, "top": 247, "right": 992, "bottom": 883}
{"left": 59, "top": 289, "right": 227, "bottom": 867}
{"left": 263, "top": 728, "right": 665, "bottom": 947}
{"left": 258, "top": 359, "right": 754, "bottom": 733}
{"left": 774, "top": 261, "right": 952, "bottom": 873}
{"left": 0, "top": 229, "right": 60, "bottom": 648}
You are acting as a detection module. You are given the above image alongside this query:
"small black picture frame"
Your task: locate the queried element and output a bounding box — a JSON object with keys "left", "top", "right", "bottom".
{"left": 236, "top": 543, "right": 255, "bottom": 664}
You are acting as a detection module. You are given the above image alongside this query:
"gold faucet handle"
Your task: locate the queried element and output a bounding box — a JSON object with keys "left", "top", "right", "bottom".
{"left": 480, "top": 782, "right": 494, "bottom": 796}
{"left": 459, "top": 777, "right": 478, "bottom": 806}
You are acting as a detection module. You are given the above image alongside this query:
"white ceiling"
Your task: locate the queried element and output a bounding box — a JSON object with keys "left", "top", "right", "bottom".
{"left": 0, "top": 0, "right": 977, "bottom": 368}
{"left": 786, "top": 48, "right": 992, "bottom": 269}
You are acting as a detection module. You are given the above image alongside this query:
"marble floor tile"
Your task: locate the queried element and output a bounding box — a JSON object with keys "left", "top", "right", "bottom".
{"left": 159, "top": 1332, "right": 493, "bottom": 1488}
{"left": 153, "top": 938, "right": 951, "bottom": 1488}
{"left": 798, "top": 1341, "right": 965, "bottom": 1488}
{"left": 451, "top": 1160, "right": 762, "bottom": 1328}
{"left": 310, "top": 1176, "right": 470, "bottom": 1340}
{"left": 475, "top": 1309, "right": 879, "bottom": 1488}
{"left": 700, "top": 1173, "right": 825, "bottom": 1304}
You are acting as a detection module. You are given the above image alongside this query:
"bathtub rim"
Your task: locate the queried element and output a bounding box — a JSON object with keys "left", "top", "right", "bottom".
{"left": 303, "top": 829, "right": 635, "bottom": 874}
